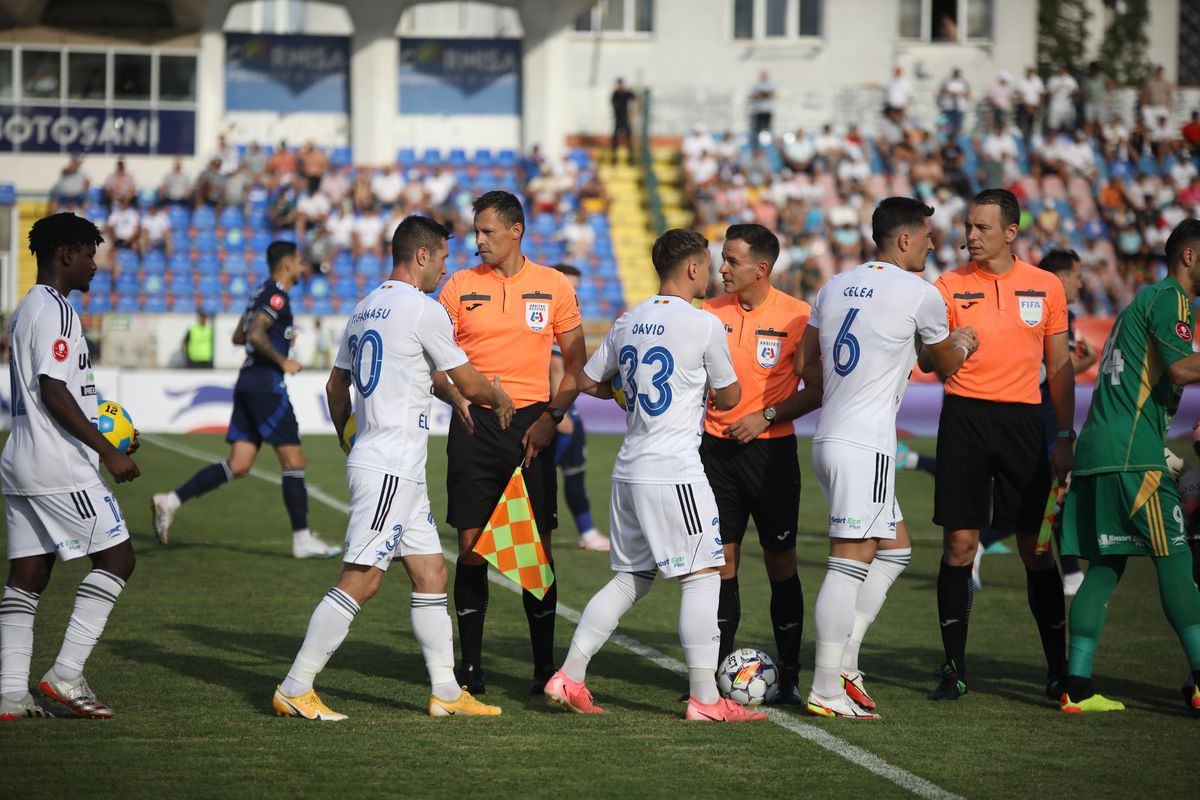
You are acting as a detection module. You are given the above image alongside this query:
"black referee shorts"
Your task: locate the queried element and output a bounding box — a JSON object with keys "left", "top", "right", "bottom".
{"left": 933, "top": 394, "right": 1052, "bottom": 533}
{"left": 446, "top": 402, "right": 558, "bottom": 535}
{"left": 700, "top": 432, "right": 801, "bottom": 551}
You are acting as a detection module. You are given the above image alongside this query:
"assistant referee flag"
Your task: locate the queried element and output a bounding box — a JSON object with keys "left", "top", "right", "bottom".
{"left": 473, "top": 467, "right": 555, "bottom": 599}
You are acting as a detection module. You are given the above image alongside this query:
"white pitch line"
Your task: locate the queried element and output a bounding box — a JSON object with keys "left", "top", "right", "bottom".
{"left": 144, "top": 434, "right": 962, "bottom": 800}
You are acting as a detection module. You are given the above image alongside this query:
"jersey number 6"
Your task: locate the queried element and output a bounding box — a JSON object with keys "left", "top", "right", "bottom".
{"left": 833, "top": 309, "right": 861, "bottom": 377}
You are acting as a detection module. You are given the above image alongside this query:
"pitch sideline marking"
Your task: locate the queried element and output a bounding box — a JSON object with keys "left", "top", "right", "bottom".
{"left": 144, "top": 434, "right": 963, "bottom": 800}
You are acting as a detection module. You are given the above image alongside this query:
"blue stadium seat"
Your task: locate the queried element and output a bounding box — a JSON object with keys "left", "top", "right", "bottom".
{"left": 115, "top": 295, "right": 139, "bottom": 313}
{"left": 219, "top": 206, "right": 244, "bottom": 230}
{"left": 88, "top": 292, "right": 113, "bottom": 313}
{"left": 141, "top": 250, "right": 166, "bottom": 276}
{"left": 310, "top": 296, "right": 335, "bottom": 316}
{"left": 250, "top": 229, "right": 272, "bottom": 254}
{"left": 224, "top": 227, "right": 247, "bottom": 252}
{"left": 115, "top": 248, "right": 139, "bottom": 273}
{"left": 115, "top": 272, "right": 139, "bottom": 295}
{"left": 143, "top": 295, "right": 168, "bottom": 313}
{"left": 170, "top": 274, "right": 195, "bottom": 295}
{"left": 84, "top": 203, "right": 107, "bottom": 227}
{"left": 0, "top": 184, "right": 16, "bottom": 204}
{"left": 66, "top": 293, "right": 84, "bottom": 314}
{"left": 497, "top": 149, "right": 518, "bottom": 168}
{"left": 223, "top": 252, "right": 248, "bottom": 275}
{"left": 355, "top": 253, "right": 381, "bottom": 277}
{"left": 90, "top": 271, "right": 112, "bottom": 294}
{"left": 332, "top": 146, "right": 352, "bottom": 168}
{"left": 447, "top": 148, "right": 467, "bottom": 167}
{"left": 197, "top": 275, "right": 222, "bottom": 297}
{"left": 474, "top": 149, "right": 494, "bottom": 168}
{"left": 195, "top": 252, "right": 221, "bottom": 277}
{"left": 334, "top": 278, "right": 359, "bottom": 301}
{"left": 167, "top": 252, "right": 192, "bottom": 276}
{"left": 170, "top": 229, "right": 191, "bottom": 254}
{"left": 193, "top": 230, "right": 219, "bottom": 255}
{"left": 191, "top": 205, "right": 216, "bottom": 232}
{"left": 170, "top": 294, "right": 197, "bottom": 313}
{"left": 533, "top": 214, "right": 558, "bottom": 235}
{"left": 422, "top": 148, "right": 441, "bottom": 167}
{"left": 167, "top": 204, "right": 189, "bottom": 229}
{"left": 143, "top": 274, "right": 167, "bottom": 298}
{"left": 275, "top": 229, "right": 297, "bottom": 244}
{"left": 223, "top": 294, "right": 245, "bottom": 313}
{"left": 308, "top": 275, "right": 332, "bottom": 301}
{"left": 331, "top": 251, "right": 354, "bottom": 279}
{"left": 86, "top": 186, "right": 103, "bottom": 206}
{"left": 397, "top": 147, "right": 417, "bottom": 167}
{"left": 137, "top": 188, "right": 158, "bottom": 209}
{"left": 199, "top": 294, "right": 222, "bottom": 315}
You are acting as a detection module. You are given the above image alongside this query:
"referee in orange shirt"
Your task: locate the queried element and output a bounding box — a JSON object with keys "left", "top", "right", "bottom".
{"left": 921, "top": 189, "right": 1075, "bottom": 700}
{"left": 438, "top": 191, "right": 587, "bottom": 693}
{"left": 702, "top": 224, "right": 811, "bottom": 702}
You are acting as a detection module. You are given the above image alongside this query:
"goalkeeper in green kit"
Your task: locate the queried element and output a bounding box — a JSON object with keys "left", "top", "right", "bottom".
{"left": 1061, "top": 219, "right": 1200, "bottom": 713}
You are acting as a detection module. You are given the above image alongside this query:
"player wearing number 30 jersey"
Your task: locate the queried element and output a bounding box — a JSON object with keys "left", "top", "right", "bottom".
{"left": 545, "top": 229, "right": 767, "bottom": 722}
{"left": 273, "top": 216, "right": 513, "bottom": 722}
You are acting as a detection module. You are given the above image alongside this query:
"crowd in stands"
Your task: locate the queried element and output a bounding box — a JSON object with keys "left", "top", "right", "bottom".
{"left": 48, "top": 136, "right": 622, "bottom": 319}
{"left": 686, "top": 63, "right": 1198, "bottom": 317}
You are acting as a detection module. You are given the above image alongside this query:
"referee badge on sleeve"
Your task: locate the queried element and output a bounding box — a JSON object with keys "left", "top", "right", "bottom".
{"left": 1018, "top": 297, "right": 1043, "bottom": 327}
{"left": 756, "top": 337, "right": 781, "bottom": 368}
{"left": 525, "top": 301, "right": 549, "bottom": 332}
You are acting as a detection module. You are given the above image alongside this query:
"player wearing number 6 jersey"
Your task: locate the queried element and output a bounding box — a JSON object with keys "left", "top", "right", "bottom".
{"left": 1060, "top": 219, "right": 1200, "bottom": 713}
{"left": 544, "top": 229, "right": 766, "bottom": 722}
{"left": 1, "top": 213, "right": 140, "bottom": 721}
{"left": 273, "top": 216, "right": 514, "bottom": 721}
{"left": 792, "top": 198, "right": 977, "bottom": 719}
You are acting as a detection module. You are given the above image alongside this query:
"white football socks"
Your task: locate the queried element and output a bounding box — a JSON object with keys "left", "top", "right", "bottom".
{"left": 812, "top": 558, "right": 868, "bottom": 701}
{"left": 53, "top": 570, "right": 126, "bottom": 682}
{"left": 0, "top": 586, "right": 40, "bottom": 702}
{"left": 563, "top": 571, "right": 654, "bottom": 682}
{"left": 280, "top": 587, "right": 359, "bottom": 697}
{"left": 411, "top": 593, "right": 460, "bottom": 702}
{"left": 842, "top": 548, "right": 911, "bottom": 676}
{"left": 679, "top": 571, "right": 721, "bottom": 705}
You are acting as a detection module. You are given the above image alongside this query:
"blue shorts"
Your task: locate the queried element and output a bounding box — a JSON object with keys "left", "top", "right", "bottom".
{"left": 554, "top": 407, "right": 586, "bottom": 472}
{"left": 226, "top": 387, "right": 300, "bottom": 447}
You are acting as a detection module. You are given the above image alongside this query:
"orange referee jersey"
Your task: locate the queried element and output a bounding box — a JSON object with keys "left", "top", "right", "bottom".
{"left": 440, "top": 258, "right": 582, "bottom": 407}
{"left": 703, "top": 287, "right": 811, "bottom": 438}
{"left": 935, "top": 258, "right": 1068, "bottom": 405}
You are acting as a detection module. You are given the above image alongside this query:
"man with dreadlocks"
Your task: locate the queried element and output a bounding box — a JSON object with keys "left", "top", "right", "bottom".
{"left": 0, "top": 212, "right": 141, "bottom": 720}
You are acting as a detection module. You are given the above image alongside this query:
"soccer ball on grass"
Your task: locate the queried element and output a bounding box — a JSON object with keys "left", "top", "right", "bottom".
{"left": 717, "top": 647, "right": 779, "bottom": 707}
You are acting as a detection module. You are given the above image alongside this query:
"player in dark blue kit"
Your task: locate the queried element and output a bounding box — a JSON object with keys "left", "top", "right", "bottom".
{"left": 151, "top": 241, "right": 340, "bottom": 558}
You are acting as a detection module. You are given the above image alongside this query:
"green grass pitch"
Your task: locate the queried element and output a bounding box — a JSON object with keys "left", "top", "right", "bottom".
{"left": 0, "top": 433, "right": 1195, "bottom": 799}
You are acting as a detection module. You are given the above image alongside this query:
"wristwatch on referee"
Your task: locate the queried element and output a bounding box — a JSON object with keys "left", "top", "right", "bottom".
{"left": 762, "top": 406, "right": 778, "bottom": 423}
{"left": 547, "top": 407, "right": 566, "bottom": 424}
{"left": 1056, "top": 429, "right": 1076, "bottom": 442}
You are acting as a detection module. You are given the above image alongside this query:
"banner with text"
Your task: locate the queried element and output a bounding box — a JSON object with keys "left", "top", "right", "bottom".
{"left": 0, "top": 106, "right": 195, "bottom": 155}
{"left": 399, "top": 38, "right": 521, "bottom": 116}
{"left": 225, "top": 33, "right": 350, "bottom": 113}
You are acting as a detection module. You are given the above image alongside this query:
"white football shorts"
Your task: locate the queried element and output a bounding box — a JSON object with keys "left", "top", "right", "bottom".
{"left": 343, "top": 467, "right": 442, "bottom": 570}
{"left": 812, "top": 440, "right": 903, "bottom": 540}
{"left": 5, "top": 483, "right": 129, "bottom": 561}
{"left": 610, "top": 480, "right": 725, "bottom": 578}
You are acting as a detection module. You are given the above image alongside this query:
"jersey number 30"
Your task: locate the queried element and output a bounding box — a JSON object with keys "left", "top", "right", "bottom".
{"left": 618, "top": 345, "right": 675, "bottom": 415}
{"left": 348, "top": 330, "right": 384, "bottom": 398}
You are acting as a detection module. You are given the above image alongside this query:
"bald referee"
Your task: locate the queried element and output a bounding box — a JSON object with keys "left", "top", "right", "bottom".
{"left": 920, "top": 188, "right": 1074, "bottom": 701}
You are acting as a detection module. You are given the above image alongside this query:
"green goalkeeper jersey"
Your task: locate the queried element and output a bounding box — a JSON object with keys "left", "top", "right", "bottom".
{"left": 1074, "top": 277, "right": 1193, "bottom": 475}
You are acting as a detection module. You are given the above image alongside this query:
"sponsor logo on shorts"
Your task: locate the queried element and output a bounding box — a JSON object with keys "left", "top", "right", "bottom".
{"left": 52, "top": 338, "right": 69, "bottom": 362}
{"left": 105, "top": 524, "right": 124, "bottom": 539}
{"left": 829, "top": 515, "right": 862, "bottom": 530}
{"left": 56, "top": 538, "right": 81, "bottom": 551}
{"left": 671, "top": 556, "right": 686, "bottom": 569}
{"left": 1097, "top": 533, "right": 1139, "bottom": 547}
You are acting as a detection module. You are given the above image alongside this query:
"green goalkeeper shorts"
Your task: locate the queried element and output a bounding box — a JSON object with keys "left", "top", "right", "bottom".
{"left": 1063, "top": 471, "right": 1189, "bottom": 560}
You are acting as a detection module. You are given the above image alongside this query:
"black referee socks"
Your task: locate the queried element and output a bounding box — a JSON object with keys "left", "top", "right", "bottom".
{"left": 770, "top": 573, "right": 804, "bottom": 674}
{"left": 523, "top": 559, "right": 557, "bottom": 674}
{"left": 937, "top": 560, "right": 973, "bottom": 676}
{"left": 454, "top": 560, "right": 489, "bottom": 668}
{"left": 1026, "top": 566, "right": 1067, "bottom": 677}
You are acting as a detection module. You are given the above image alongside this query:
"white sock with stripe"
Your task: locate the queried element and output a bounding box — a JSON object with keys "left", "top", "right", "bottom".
{"left": 53, "top": 570, "right": 126, "bottom": 682}
{"left": 1, "top": 586, "right": 40, "bottom": 702}
{"left": 812, "top": 558, "right": 869, "bottom": 701}
{"left": 842, "top": 548, "right": 912, "bottom": 676}
{"left": 411, "top": 593, "right": 460, "bottom": 702}
{"left": 563, "top": 571, "right": 654, "bottom": 683}
{"left": 280, "top": 587, "right": 360, "bottom": 697}
{"left": 679, "top": 571, "right": 721, "bottom": 705}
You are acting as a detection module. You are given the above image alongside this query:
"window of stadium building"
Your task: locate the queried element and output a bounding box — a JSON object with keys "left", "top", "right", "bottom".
{"left": 574, "top": 0, "right": 655, "bottom": 33}
{"left": 4, "top": 47, "right": 197, "bottom": 106}
{"left": 898, "top": 0, "right": 993, "bottom": 42}
{"left": 732, "top": 0, "right": 822, "bottom": 40}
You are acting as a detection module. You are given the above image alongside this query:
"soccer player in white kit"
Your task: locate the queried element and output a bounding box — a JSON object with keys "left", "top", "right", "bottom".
{"left": 544, "top": 228, "right": 766, "bottom": 722}
{"left": 799, "top": 198, "right": 978, "bottom": 718}
{"left": 272, "top": 216, "right": 514, "bottom": 720}
{"left": 1, "top": 213, "right": 141, "bottom": 720}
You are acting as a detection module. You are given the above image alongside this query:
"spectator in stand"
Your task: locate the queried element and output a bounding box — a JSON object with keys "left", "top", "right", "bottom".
{"left": 814, "top": 124, "right": 844, "bottom": 168}
{"left": 557, "top": 212, "right": 596, "bottom": 262}
{"left": 139, "top": 200, "right": 172, "bottom": 257}
{"left": 210, "top": 134, "right": 239, "bottom": 176}
{"left": 748, "top": 70, "right": 777, "bottom": 142}
{"left": 884, "top": 65, "right": 913, "bottom": 120}
{"left": 294, "top": 182, "right": 331, "bottom": 241}
{"left": 1183, "top": 111, "right": 1200, "bottom": 157}
{"left": 611, "top": 77, "right": 637, "bottom": 164}
{"left": 986, "top": 70, "right": 1014, "bottom": 127}
{"left": 1016, "top": 66, "right": 1046, "bottom": 144}
{"left": 578, "top": 172, "right": 611, "bottom": 215}
{"left": 520, "top": 144, "right": 544, "bottom": 183}
{"left": 269, "top": 175, "right": 304, "bottom": 233}
{"left": 106, "top": 197, "right": 141, "bottom": 253}
{"left": 194, "top": 158, "right": 226, "bottom": 206}
{"left": 782, "top": 128, "right": 816, "bottom": 173}
{"left": 243, "top": 142, "right": 269, "bottom": 182}
{"left": 352, "top": 202, "right": 385, "bottom": 258}
{"left": 319, "top": 164, "right": 350, "bottom": 207}
{"left": 223, "top": 163, "right": 251, "bottom": 208}
{"left": 1082, "top": 62, "right": 1111, "bottom": 139}
{"left": 102, "top": 161, "right": 137, "bottom": 206}
{"left": 326, "top": 199, "right": 356, "bottom": 260}
{"left": 1046, "top": 65, "right": 1080, "bottom": 134}
{"left": 298, "top": 141, "right": 329, "bottom": 194}
{"left": 49, "top": 156, "right": 89, "bottom": 212}
{"left": 159, "top": 158, "right": 193, "bottom": 205}
{"left": 270, "top": 140, "right": 297, "bottom": 185}
{"left": 1140, "top": 65, "right": 1174, "bottom": 128}
{"left": 938, "top": 68, "right": 971, "bottom": 136}
{"left": 370, "top": 164, "right": 404, "bottom": 208}
{"left": 981, "top": 120, "right": 1018, "bottom": 188}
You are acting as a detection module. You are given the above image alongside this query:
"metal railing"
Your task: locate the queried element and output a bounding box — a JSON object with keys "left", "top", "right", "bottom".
{"left": 640, "top": 88, "right": 667, "bottom": 235}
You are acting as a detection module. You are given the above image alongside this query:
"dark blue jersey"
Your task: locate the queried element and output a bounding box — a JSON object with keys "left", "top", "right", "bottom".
{"left": 237, "top": 278, "right": 293, "bottom": 391}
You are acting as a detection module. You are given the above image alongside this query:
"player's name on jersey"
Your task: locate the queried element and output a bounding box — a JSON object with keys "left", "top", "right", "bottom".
{"left": 843, "top": 286, "right": 874, "bottom": 298}
{"left": 349, "top": 307, "right": 391, "bottom": 324}
{"left": 631, "top": 322, "right": 667, "bottom": 336}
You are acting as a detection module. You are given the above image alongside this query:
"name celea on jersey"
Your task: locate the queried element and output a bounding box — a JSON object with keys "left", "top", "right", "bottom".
{"left": 843, "top": 286, "right": 874, "bottom": 298}
{"left": 350, "top": 308, "right": 391, "bottom": 324}
{"left": 631, "top": 322, "right": 666, "bottom": 336}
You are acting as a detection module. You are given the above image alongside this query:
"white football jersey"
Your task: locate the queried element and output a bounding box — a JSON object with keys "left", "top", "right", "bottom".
{"left": 1, "top": 286, "right": 102, "bottom": 496}
{"left": 336, "top": 281, "right": 468, "bottom": 482}
{"left": 810, "top": 261, "right": 949, "bottom": 454}
{"left": 585, "top": 295, "right": 737, "bottom": 484}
